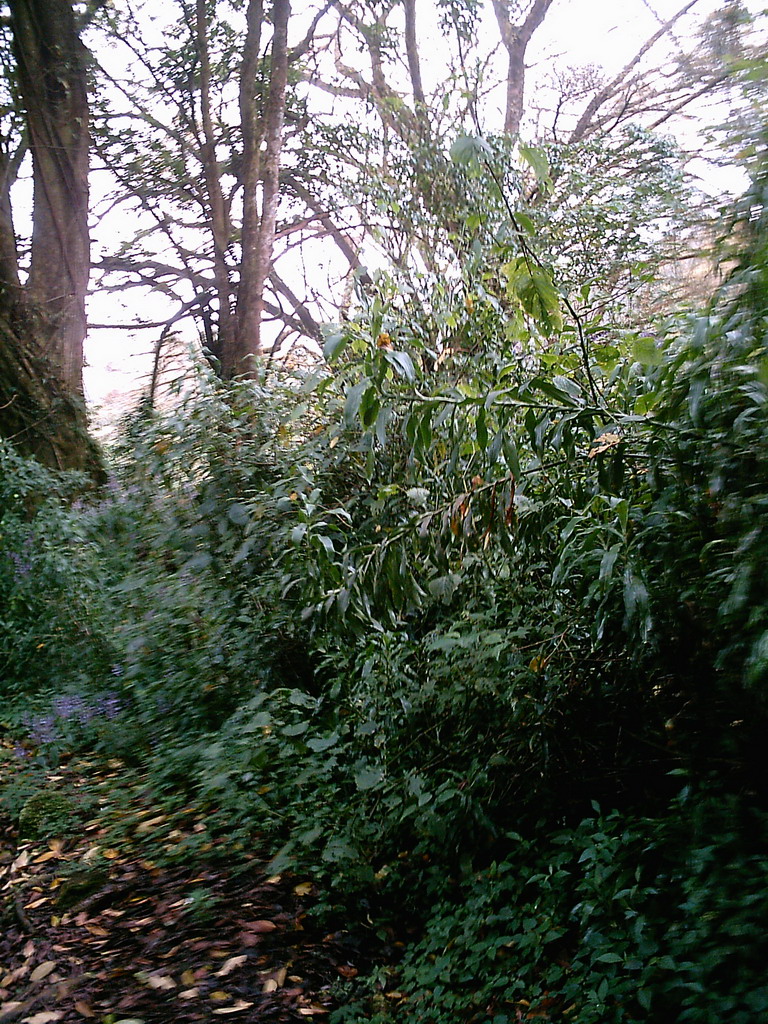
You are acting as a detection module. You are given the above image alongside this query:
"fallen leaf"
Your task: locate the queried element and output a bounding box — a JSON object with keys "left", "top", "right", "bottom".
{"left": 212, "top": 1004, "right": 254, "bottom": 1016}
{"left": 293, "top": 882, "right": 312, "bottom": 896}
{"left": 297, "top": 1008, "right": 329, "bottom": 1017}
{"left": 337, "top": 966, "right": 358, "bottom": 979}
{"left": 145, "top": 975, "right": 175, "bottom": 991}
{"left": 33, "top": 851, "right": 58, "bottom": 864}
{"left": 246, "top": 920, "right": 276, "bottom": 933}
{"left": 30, "top": 961, "right": 57, "bottom": 983}
{"left": 74, "top": 1001, "right": 95, "bottom": 1018}
{"left": 265, "top": 874, "right": 281, "bottom": 884}
{"left": 180, "top": 970, "right": 196, "bottom": 987}
{"left": 210, "top": 991, "right": 230, "bottom": 1001}
{"left": 135, "top": 815, "right": 167, "bottom": 833}
{"left": 178, "top": 989, "right": 199, "bottom": 1000}
{"left": 262, "top": 980, "right": 279, "bottom": 994}
{"left": 102, "top": 849, "right": 120, "bottom": 860}
{"left": 24, "top": 897, "right": 49, "bottom": 909}
{"left": 215, "top": 956, "right": 247, "bottom": 977}
{"left": 84, "top": 925, "right": 109, "bottom": 937}
{"left": 21, "top": 1013, "right": 64, "bottom": 1023}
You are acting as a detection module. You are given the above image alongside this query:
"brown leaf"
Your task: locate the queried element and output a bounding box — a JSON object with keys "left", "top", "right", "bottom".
{"left": 293, "top": 882, "right": 312, "bottom": 896}
{"left": 74, "top": 1001, "right": 95, "bottom": 1018}
{"left": 178, "top": 988, "right": 200, "bottom": 1000}
{"left": 30, "top": 961, "right": 57, "bottom": 983}
{"left": 245, "top": 920, "right": 276, "bottom": 934}
{"left": 212, "top": 1002, "right": 254, "bottom": 1015}
{"left": 21, "top": 1013, "right": 64, "bottom": 1024}
{"left": 210, "top": 991, "right": 230, "bottom": 1001}
{"left": 180, "top": 970, "right": 196, "bottom": 987}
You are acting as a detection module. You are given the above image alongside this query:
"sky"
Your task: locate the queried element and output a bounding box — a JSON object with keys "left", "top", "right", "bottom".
{"left": 80, "top": 0, "right": 764, "bottom": 429}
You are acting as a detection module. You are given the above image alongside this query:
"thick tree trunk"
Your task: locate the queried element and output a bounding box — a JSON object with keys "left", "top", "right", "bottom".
{"left": 0, "top": 0, "right": 102, "bottom": 480}
{"left": 9, "top": 0, "right": 90, "bottom": 394}
{"left": 0, "top": 313, "right": 104, "bottom": 477}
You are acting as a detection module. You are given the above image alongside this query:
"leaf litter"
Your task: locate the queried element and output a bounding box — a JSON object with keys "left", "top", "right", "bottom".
{"left": 0, "top": 750, "right": 368, "bottom": 1024}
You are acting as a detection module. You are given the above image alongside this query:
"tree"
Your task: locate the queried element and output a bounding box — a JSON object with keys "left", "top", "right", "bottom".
{"left": 0, "top": 0, "right": 102, "bottom": 476}
{"left": 90, "top": 0, "right": 350, "bottom": 380}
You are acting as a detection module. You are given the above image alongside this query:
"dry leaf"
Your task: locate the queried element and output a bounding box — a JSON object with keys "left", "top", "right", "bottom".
{"left": 180, "top": 970, "right": 196, "bottom": 987}
{"left": 210, "top": 991, "right": 230, "bottom": 1001}
{"left": 12, "top": 850, "right": 30, "bottom": 871}
{"left": 22, "top": 1013, "right": 65, "bottom": 1024}
{"left": 246, "top": 920, "right": 276, "bottom": 933}
{"left": 215, "top": 955, "right": 247, "bottom": 977}
{"left": 33, "top": 851, "right": 57, "bottom": 864}
{"left": 84, "top": 925, "right": 109, "bottom": 937}
{"left": 30, "top": 961, "right": 57, "bottom": 983}
{"left": 102, "top": 849, "right": 120, "bottom": 860}
{"left": 145, "top": 974, "right": 175, "bottom": 991}
{"left": 178, "top": 989, "right": 199, "bottom": 1000}
{"left": 74, "top": 1001, "right": 95, "bottom": 1017}
{"left": 265, "top": 874, "right": 281, "bottom": 884}
{"left": 24, "top": 897, "right": 49, "bottom": 909}
{"left": 262, "top": 980, "right": 279, "bottom": 994}
{"left": 212, "top": 1004, "right": 254, "bottom": 1016}
{"left": 297, "top": 1007, "right": 329, "bottom": 1017}
{"left": 293, "top": 882, "right": 312, "bottom": 896}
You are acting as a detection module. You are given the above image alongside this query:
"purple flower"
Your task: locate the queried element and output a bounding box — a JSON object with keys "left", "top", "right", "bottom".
{"left": 10, "top": 551, "right": 32, "bottom": 580}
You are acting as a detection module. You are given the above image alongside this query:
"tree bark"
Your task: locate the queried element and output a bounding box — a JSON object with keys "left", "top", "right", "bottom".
{"left": 195, "top": 0, "right": 235, "bottom": 370}
{"left": 491, "top": 0, "right": 557, "bottom": 137}
{"left": 233, "top": 0, "right": 291, "bottom": 378}
{"left": 9, "top": 0, "right": 90, "bottom": 394}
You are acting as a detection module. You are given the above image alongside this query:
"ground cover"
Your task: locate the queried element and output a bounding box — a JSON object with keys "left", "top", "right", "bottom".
{"left": 0, "top": 741, "right": 378, "bottom": 1024}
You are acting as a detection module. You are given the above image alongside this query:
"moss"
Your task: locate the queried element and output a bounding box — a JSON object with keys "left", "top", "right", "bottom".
{"left": 17, "top": 790, "right": 77, "bottom": 839}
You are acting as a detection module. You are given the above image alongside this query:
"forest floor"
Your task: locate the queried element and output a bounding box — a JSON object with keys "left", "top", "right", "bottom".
{"left": 0, "top": 741, "right": 380, "bottom": 1024}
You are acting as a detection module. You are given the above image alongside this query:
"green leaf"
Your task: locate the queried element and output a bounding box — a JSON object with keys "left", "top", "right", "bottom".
{"left": 632, "top": 336, "right": 662, "bottom": 366}
{"left": 354, "top": 765, "right": 385, "bottom": 790}
{"left": 227, "top": 502, "right": 249, "bottom": 526}
{"left": 344, "top": 379, "right": 370, "bottom": 426}
{"left": 384, "top": 349, "right": 416, "bottom": 381}
{"left": 450, "top": 134, "right": 492, "bottom": 166}
{"left": 323, "top": 330, "right": 346, "bottom": 362}
{"left": 595, "top": 952, "right": 623, "bottom": 964}
{"left": 306, "top": 733, "right": 339, "bottom": 752}
{"left": 519, "top": 143, "right": 552, "bottom": 186}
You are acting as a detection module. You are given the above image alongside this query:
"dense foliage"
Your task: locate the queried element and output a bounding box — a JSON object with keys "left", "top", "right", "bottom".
{"left": 2, "top": 131, "right": 767, "bottom": 1018}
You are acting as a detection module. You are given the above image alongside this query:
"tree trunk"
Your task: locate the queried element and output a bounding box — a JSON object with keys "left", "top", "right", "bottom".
{"left": 0, "top": 0, "right": 103, "bottom": 480}
{"left": 233, "top": 0, "right": 291, "bottom": 378}
{"left": 9, "top": 0, "right": 90, "bottom": 394}
{"left": 491, "top": 0, "right": 556, "bottom": 137}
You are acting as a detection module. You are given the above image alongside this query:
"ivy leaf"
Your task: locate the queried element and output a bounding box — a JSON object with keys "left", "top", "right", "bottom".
{"left": 354, "top": 765, "right": 385, "bottom": 790}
